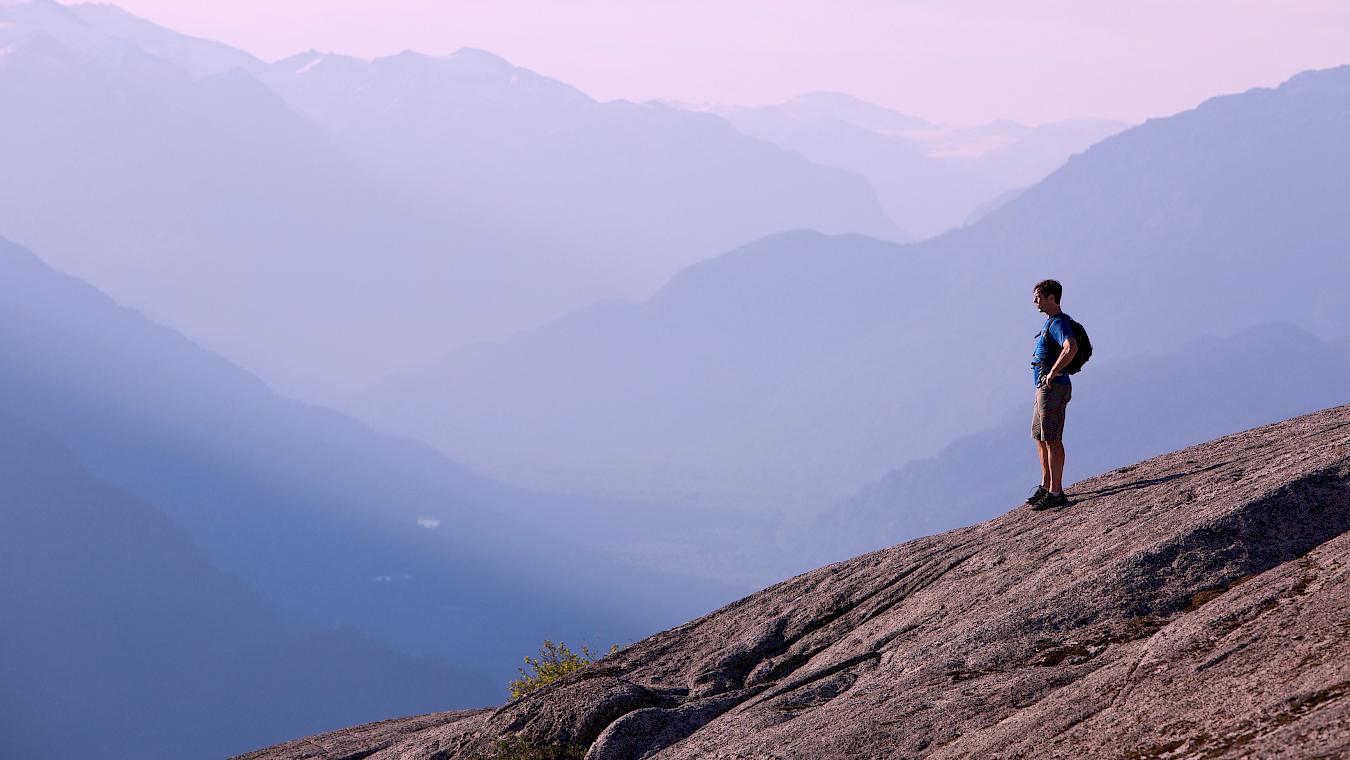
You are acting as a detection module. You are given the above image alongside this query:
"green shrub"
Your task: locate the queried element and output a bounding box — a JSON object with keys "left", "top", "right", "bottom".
{"left": 473, "top": 735, "right": 587, "bottom": 760}
{"left": 508, "top": 640, "right": 617, "bottom": 700}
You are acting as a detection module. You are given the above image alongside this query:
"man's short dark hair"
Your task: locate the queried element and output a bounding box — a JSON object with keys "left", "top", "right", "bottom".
{"left": 1034, "top": 279, "right": 1063, "bottom": 302}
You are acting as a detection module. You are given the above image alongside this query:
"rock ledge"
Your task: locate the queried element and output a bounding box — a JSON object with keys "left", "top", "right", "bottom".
{"left": 239, "top": 405, "right": 1350, "bottom": 759}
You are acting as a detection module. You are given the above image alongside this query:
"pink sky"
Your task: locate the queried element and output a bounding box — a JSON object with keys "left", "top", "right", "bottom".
{"left": 103, "top": 0, "right": 1350, "bottom": 125}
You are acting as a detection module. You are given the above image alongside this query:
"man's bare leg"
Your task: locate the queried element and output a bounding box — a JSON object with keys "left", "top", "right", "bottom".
{"left": 1037, "top": 441, "right": 1052, "bottom": 490}
{"left": 1047, "top": 441, "right": 1065, "bottom": 493}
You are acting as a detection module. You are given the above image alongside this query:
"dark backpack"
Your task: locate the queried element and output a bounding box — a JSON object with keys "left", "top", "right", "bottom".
{"left": 1062, "top": 315, "right": 1092, "bottom": 374}
{"left": 1042, "top": 314, "right": 1093, "bottom": 375}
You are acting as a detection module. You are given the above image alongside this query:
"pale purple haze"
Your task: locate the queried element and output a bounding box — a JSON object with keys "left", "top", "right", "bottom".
{"left": 5, "top": 2, "right": 1350, "bottom": 757}
{"left": 103, "top": 0, "right": 1349, "bottom": 124}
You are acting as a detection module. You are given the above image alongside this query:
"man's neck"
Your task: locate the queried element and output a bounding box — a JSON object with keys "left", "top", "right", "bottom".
{"left": 1043, "top": 306, "right": 1062, "bottom": 318}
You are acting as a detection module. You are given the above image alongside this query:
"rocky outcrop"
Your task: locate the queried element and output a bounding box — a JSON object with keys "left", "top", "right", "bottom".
{"left": 238, "top": 405, "right": 1350, "bottom": 759}
{"left": 232, "top": 709, "right": 491, "bottom": 760}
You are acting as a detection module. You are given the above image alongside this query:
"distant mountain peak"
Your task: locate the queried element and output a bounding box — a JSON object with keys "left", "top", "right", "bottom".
{"left": 974, "top": 117, "right": 1032, "bottom": 137}
{"left": 276, "top": 49, "right": 349, "bottom": 73}
{"left": 1282, "top": 62, "right": 1350, "bottom": 93}
{"left": 0, "top": 29, "right": 77, "bottom": 63}
{"left": 781, "top": 90, "right": 935, "bottom": 130}
{"left": 66, "top": 1, "right": 264, "bottom": 77}
{"left": 292, "top": 50, "right": 323, "bottom": 74}
{"left": 0, "top": 0, "right": 122, "bottom": 59}
{"left": 448, "top": 46, "right": 511, "bottom": 67}
{"left": 0, "top": 0, "right": 71, "bottom": 13}
{"left": 372, "top": 46, "right": 498, "bottom": 74}
{"left": 276, "top": 48, "right": 320, "bottom": 65}
{"left": 269, "top": 48, "right": 366, "bottom": 81}
{"left": 272, "top": 46, "right": 522, "bottom": 82}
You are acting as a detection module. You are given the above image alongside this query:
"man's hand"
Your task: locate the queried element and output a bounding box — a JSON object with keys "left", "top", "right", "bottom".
{"left": 1042, "top": 337, "right": 1076, "bottom": 387}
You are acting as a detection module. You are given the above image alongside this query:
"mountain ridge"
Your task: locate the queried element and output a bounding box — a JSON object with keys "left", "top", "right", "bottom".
{"left": 355, "top": 61, "right": 1350, "bottom": 514}
{"left": 68, "top": 2, "right": 265, "bottom": 77}
{"left": 705, "top": 92, "right": 1127, "bottom": 237}
{"left": 0, "top": 412, "right": 486, "bottom": 760}
{"left": 3, "top": 1, "right": 903, "bottom": 401}
{"left": 0, "top": 234, "right": 745, "bottom": 754}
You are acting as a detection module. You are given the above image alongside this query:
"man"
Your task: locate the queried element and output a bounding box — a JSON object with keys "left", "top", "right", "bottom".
{"left": 1027, "top": 279, "right": 1076, "bottom": 510}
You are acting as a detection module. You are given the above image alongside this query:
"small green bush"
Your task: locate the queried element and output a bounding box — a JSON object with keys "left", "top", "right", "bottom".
{"left": 508, "top": 639, "right": 617, "bottom": 700}
{"left": 473, "top": 735, "right": 587, "bottom": 760}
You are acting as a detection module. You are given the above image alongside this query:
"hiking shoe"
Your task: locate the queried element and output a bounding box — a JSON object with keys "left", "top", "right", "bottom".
{"left": 1026, "top": 486, "right": 1049, "bottom": 505}
{"left": 1034, "top": 491, "right": 1070, "bottom": 510}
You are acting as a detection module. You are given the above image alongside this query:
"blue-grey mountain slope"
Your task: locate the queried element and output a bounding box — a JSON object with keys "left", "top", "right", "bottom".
{"left": 1, "top": 6, "right": 622, "bottom": 404}
{"left": 356, "top": 65, "right": 1350, "bottom": 517}
{"left": 709, "top": 92, "right": 1126, "bottom": 238}
{"left": 0, "top": 415, "right": 482, "bottom": 760}
{"left": 0, "top": 236, "right": 743, "bottom": 747}
{"left": 3, "top": 1, "right": 900, "bottom": 401}
{"left": 357, "top": 231, "right": 937, "bottom": 512}
{"left": 68, "top": 1, "right": 267, "bottom": 77}
{"left": 0, "top": 14, "right": 540, "bottom": 402}
{"left": 257, "top": 47, "right": 903, "bottom": 289}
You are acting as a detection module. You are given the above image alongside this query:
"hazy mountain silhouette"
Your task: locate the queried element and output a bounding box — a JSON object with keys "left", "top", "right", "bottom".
{"left": 0, "top": 236, "right": 743, "bottom": 749}
{"left": 0, "top": 415, "right": 486, "bottom": 760}
{"left": 256, "top": 47, "right": 903, "bottom": 287}
{"left": 0, "top": 11, "right": 543, "bottom": 403}
{"left": 356, "top": 231, "right": 942, "bottom": 512}
{"left": 7, "top": 1, "right": 900, "bottom": 402}
{"left": 68, "top": 1, "right": 267, "bottom": 77}
{"left": 776, "top": 90, "right": 936, "bottom": 131}
{"left": 357, "top": 65, "right": 1350, "bottom": 516}
{"left": 707, "top": 92, "right": 1126, "bottom": 238}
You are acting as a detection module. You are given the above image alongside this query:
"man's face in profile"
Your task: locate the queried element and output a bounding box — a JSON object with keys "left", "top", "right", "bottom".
{"left": 1034, "top": 289, "right": 1056, "bottom": 314}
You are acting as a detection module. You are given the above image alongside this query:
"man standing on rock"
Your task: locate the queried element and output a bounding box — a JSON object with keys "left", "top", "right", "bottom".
{"left": 1028, "top": 279, "right": 1077, "bottom": 509}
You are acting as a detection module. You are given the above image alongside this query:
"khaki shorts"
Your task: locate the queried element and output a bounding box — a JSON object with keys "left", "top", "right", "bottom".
{"left": 1031, "top": 382, "right": 1072, "bottom": 442}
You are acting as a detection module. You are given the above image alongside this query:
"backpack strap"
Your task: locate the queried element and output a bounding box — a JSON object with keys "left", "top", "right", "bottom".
{"left": 1038, "top": 314, "right": 1072, "bottom": 365}
{"left": 1050, "top": 313, "right": 1072, "bottom": 342}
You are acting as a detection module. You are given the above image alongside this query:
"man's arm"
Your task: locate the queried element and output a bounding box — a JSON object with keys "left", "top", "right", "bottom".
{"left": 1043, "top": 337, "right": 1078, "bottom": 385}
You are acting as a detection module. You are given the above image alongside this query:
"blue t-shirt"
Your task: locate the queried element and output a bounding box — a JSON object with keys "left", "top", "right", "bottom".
{"left": 1033, "top": 314, "right": 1073, "bottom": 387}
